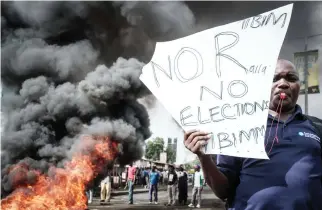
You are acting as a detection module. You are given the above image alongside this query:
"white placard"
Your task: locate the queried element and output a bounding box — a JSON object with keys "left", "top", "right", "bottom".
{"left": 140, "top": 4, "right": 293, "bottom": 160}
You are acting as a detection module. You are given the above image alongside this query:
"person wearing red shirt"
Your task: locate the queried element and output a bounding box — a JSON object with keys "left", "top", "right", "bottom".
{"left": 127, "top": 163, "right": 136, "bottom": 204}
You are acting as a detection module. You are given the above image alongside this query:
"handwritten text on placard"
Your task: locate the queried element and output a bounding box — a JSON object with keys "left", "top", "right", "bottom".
{"left": 140, "top": 4, "right": 293, "bottom": 161}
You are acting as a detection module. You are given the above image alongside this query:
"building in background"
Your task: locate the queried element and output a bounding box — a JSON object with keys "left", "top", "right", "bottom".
{"left": 167, "top": 137, "right": 178, "bottom": 153}
{"left": 159, "top": 152, "right": 167, "bottom": 163}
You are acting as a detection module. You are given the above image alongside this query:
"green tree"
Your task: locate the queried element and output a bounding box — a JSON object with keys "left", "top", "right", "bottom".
{"left": 184, "top": 158, "right": 200, "bottom": 171}
{"left": 166, "top": 146, "right": 176, "bottom": 163}
{"left": 145, "top": 137, "right": 165, "bottom": 161}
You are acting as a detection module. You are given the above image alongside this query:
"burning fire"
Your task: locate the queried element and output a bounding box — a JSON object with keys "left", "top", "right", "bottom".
{"left": 1, "top": 135, "right": 119, "bottom": 210}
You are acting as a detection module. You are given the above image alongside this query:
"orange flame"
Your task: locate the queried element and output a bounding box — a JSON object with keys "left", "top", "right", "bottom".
{"left": 1, "top": 135, "right": 118, "bottom": 210}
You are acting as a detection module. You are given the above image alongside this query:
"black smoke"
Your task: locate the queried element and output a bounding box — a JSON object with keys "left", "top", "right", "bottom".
{"left": 1, "top": 1, "right": 195, "bottom": 197}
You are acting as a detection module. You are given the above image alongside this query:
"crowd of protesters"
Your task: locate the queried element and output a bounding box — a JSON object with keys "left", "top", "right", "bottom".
{"left": 86, "top": 163, "right": 205, "bottom": 208}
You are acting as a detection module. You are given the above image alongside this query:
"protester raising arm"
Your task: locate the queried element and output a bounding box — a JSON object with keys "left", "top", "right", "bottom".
{"left": 184, "top": 130, "right": 232, "bottom": 200}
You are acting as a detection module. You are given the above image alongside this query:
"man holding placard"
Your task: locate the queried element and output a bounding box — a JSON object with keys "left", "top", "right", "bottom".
{"left": 139, "top": 3, "right": 322, "bottom": 210}
{"left": 184, "top": 59, "right": 322, "bottom": 210}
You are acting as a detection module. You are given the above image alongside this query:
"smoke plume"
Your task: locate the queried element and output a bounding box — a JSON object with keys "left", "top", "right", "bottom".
{"left": 1, "top": 1, "right": 195, "bottom": 196}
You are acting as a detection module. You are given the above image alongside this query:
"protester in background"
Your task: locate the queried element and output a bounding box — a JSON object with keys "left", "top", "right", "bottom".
{"left": 162, "top": 169, "right": 168, "bottom": 185}
{"left": 167, "top": 165, "right": 178, "bottom": 206}
{"left": 86, "top": 180, "right": 94, "bottom": 204}
{"left": 158, "top": 168, "right": 163, "bottom": 185}
{"left": 141, "top": 167, "right": 146, "bottom": 187}
{"left": 122, "top": 168, "right": 128, "bottom": 189}
{"left": 149, "top": 166, "right": 160, "bottom": 204}
{"left": 100, "top": 171, "right": 112, "bottom": 204}
{"left": 183, "top": 59, "right": 322, "bottom": 210}
{"left": 127, "top": 163, "right": 136, "bottom": 205}
{"left": 188, "top": 165, "right": 205, "bottom": 208}
{"left": 136, "top": 167, "right": 143, "bottom": 185}
{"left": 86, "top": 188, "right": 93, "bottom": 204}
{"left": 177, "top": 165, "right": 188, "bottom": 205}
{"left": 144, "top": 167, "right": 150, "bottom": 189}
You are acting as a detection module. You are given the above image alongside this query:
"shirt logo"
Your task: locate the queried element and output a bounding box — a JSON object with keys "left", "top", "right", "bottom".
{"left": 298, "top": 131, "right": 320, "bottom": 142}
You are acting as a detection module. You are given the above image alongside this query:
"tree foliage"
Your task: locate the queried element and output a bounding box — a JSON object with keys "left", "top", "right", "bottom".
{"left": 144, "top": 137, "right": 165, "bottom": 161}
{"left": 184, "top": 159, "right": 199, "bottom": 171}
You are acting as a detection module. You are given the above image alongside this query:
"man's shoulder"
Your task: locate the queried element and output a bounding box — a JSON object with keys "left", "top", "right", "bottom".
{"left": 303, "top": 114, "right": 322, "bottom": 138}
{"left": 304, "top": 114, "right": 322, "bottom": 124}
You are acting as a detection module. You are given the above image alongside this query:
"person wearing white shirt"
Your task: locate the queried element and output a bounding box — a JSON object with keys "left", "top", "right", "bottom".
{"left": 188, "top": 165, "right": 205, "bottom": 208}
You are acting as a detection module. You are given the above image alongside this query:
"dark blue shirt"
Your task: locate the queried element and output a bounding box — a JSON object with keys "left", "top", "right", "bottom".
{"left": 217, "top": 105, "right": 322, "bottom": 210}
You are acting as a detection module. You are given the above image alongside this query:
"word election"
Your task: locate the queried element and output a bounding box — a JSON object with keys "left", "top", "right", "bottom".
{"left": 241, "top": 11, "right": 287, "bottom": 30}
{"left": 205, "top": 124, "right": 266, "bottom": 151}
{"left": 151, "top": 31, "right": 267, "bottom": 88}
{"left": 180, "top": 100, "right": 269, "bottom": 126}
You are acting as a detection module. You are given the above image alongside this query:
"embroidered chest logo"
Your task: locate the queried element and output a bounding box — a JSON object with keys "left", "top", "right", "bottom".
{"left": 298, "top": 131, "right": 321, "bottom": 142}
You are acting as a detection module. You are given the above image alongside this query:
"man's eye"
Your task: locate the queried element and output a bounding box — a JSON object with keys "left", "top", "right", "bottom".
{"left": 273, "top": 77, "right": 279, "bottom": 82}
{"left": 287, "top": 76, "right": 299, "bottom": 82}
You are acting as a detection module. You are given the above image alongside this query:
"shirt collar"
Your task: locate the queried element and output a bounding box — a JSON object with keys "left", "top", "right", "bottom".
{"left": 268, "top": 104, "right": 303, "bottom": 122}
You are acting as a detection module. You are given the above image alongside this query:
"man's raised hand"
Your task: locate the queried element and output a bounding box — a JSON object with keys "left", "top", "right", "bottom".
{"left": 184, "top": 130, "right": 212, "bottom": 156}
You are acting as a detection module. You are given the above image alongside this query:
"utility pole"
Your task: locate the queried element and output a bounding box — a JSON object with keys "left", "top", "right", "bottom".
{"left": 304, "top": 36, "right": 309, "bottom": 115}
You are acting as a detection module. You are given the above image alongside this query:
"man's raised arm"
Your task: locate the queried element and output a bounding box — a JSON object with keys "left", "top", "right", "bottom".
{"left": 184, "top": 130, "right": 230, "bottom": 199}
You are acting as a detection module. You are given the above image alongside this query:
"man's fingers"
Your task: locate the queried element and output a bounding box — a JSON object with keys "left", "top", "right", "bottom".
{"left": 190, "top": 134, "right": 211, "bottom": 147}
{"left": 184, "top": 129, "right": 198, "bottom": 141}
{"left": 186, "top": 131, "right": 210, "bottom": 145}
{"left": 191, "top": 140, "right": 209, "bottom": 153}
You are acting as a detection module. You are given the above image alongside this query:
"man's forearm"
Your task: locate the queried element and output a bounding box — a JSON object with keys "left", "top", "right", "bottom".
{"left": 198, "top": 154, "right": 229, "bottom": 199}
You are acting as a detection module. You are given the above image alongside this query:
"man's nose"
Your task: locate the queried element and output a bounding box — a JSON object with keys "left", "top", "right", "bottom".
{"left": 277, "top": 78, "right": 290, "bottom": 89}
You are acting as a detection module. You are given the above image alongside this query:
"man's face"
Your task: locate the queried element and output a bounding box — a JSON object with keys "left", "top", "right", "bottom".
{"left": 269, "top": 61, "right": 300, "bottom": 112}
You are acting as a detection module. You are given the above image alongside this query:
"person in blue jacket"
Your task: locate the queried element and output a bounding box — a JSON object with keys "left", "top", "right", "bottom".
{"left": 149, "top": 166, "right": 160, "bottom": 204}
{"left": 184, "top": 59, "right": 322, "bottom": 210}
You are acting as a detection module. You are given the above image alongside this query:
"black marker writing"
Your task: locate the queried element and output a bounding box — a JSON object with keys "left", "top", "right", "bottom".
{"left": 232, "top": 133, "right": 237, "bottom": 148}
{"left": 210, "top": 125, "right": 266, "bottom": 150}
{"left": 151, "top": 57, "right": 172, "bottom": 88}
{"left": 200, "top": 82, "right": 223, "bottom": 101}
{"left": 179, "top": 100, "right": 269, "bottom": 126}
{"left": 200, "top": 80, "right": 248, "bottom": 101}
{"left": 214, "top": 32, "right": 248, "bottom": 78}
{"left": 250, "top": 15, "right": 264, "bottom": 28}
{"left": 198, "top": 106, "right": 211, "bottom": 124}
{"left": 221, "top": 104, "right": 236, "bottom": 120}
{"left": 227, "top": 80, "right": 248, "bottom": 98}
{"left": 244, "top": 102, "right": 255, "bottom": 115}
{"left": 180, "top": 106, "right": 198, "bottom": 126}
{"left": 218, "top": 133, "right": 233, "bottom": 150}
{"left": 242, "top": 12, "right": 287, "bottom": 30}
{"left": 151, "top": 47, "right": 204, "bottom": 87}
{"left": 209, "top": 106, "right": 225, "bottom": 123}
{"left": 248, "top": 65, "right": 267, "bottom": 74}
{"left": 174, "top": 47, "right": 204, "bottom": 83}
{"left": 254, "top": 101, "right": 266, "bottom": 112}
{"left": 239, "top": 125, "right": 266, "bottom": 144}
